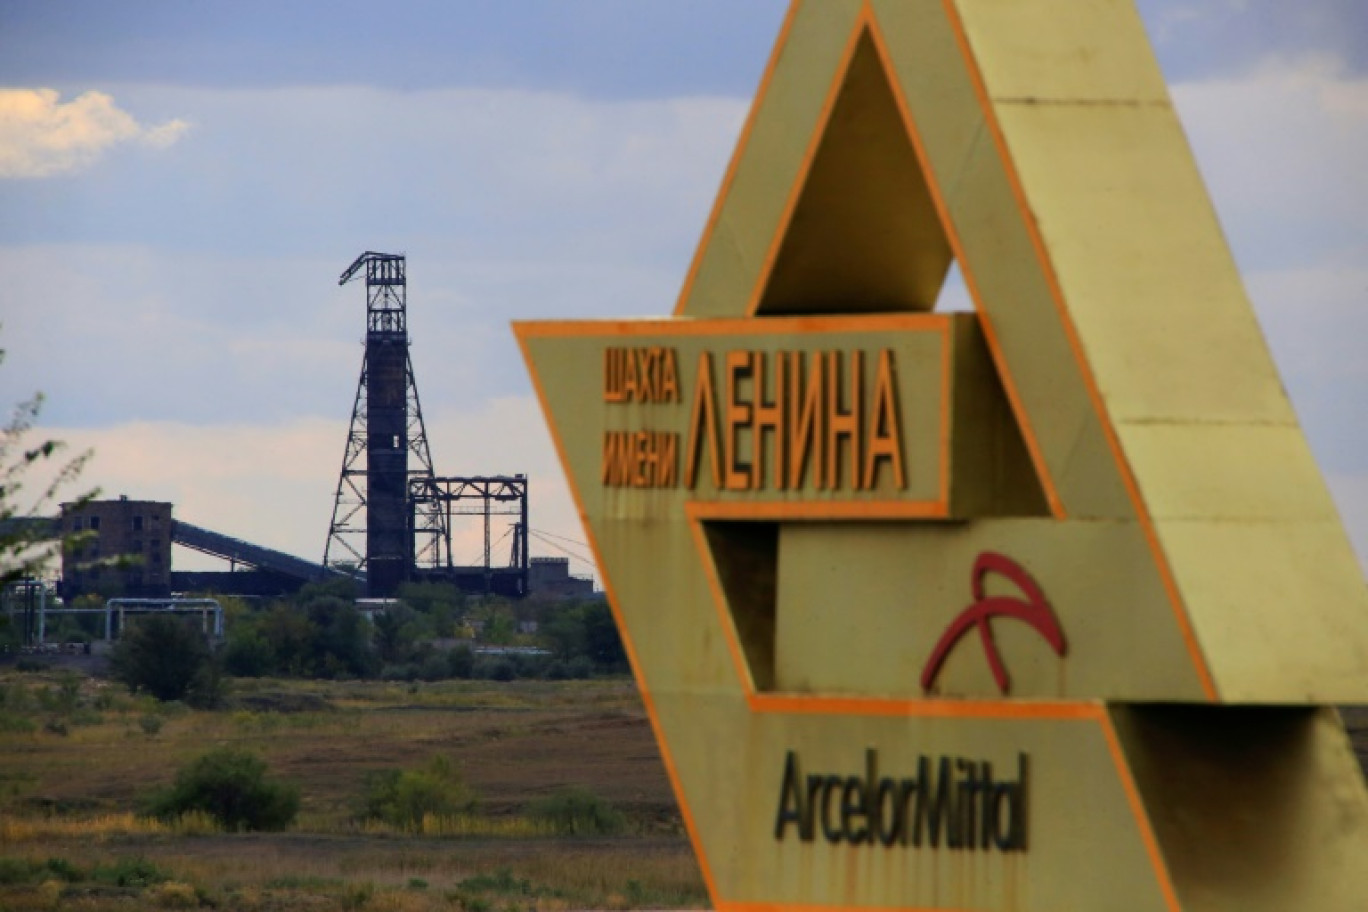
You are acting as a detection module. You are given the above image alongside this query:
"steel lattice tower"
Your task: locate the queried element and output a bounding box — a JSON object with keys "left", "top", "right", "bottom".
{"left": 323, "top": 252, "right": 439, "bottom": 597}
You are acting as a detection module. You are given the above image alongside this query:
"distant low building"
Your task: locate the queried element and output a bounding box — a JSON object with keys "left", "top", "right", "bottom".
{"left": 61, "top": 497, "right": 173, "bottom": 599}
{"left": 527, "top": 556, "right": 597, "bottom": 601}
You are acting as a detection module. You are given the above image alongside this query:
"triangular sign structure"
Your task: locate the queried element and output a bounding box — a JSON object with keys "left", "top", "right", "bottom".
{"left": 756, "top": 27, "right": 953, "bottom": 315}
{"left": 517, "top": 1, "right": 1368, "bottom": 909}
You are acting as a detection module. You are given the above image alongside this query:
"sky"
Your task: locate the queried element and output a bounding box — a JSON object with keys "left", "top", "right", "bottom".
{"left": 1, "top": 0, "right": 1365, "bottom": 583}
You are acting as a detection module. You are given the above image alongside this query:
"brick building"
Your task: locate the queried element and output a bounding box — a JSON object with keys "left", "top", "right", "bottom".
{"left": 61, "top": 497, "right": 173, "bottom": 598}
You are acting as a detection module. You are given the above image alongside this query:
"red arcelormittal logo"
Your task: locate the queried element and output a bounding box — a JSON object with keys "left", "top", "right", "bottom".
{"left": 920, "top": 552, "right": 1067, "bottom": 695}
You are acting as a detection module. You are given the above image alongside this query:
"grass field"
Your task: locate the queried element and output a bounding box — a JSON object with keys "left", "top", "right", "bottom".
{"left": 6, "top": 664, "right": 1368, "bottom": 912}
{"left": 0, "top": 665, "right": 707, "bottom": 911}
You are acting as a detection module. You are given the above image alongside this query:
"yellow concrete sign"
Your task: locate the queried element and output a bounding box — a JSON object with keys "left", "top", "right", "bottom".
{"left": 517, "top": 1, "right": 1368, "bottom": 909}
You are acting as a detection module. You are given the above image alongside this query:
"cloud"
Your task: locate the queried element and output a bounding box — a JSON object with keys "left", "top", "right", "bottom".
{"left": 0, "top": 84, "right": 747, "bottom": 428}
{"left": 1171, "top": 56, "right": 1367, "bottom": 266}
{"left": 4, "top": 51, "right": 1362, "bottom": 571}
{"left": 0, "top": 88, "right": 189, "bottom": 178}
{"left": 1168, "top": 56, "right": 1367, "bottom": 487}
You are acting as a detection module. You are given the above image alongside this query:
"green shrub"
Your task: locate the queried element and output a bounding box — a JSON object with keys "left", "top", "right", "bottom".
{"left": 476, "top": 657, "right": 516, "bottom": 682}
{"left": 526, "top": 786, "right": 625, "bottom": 836}
{"left": 91, "top": 856, "right": 167, "bottom": 889}
{"left": 0, "top": 712, "right": 36, "bottom": 734}
{"left": 458, "top": 868, "right": 529, "bottom": 893}
{"left": 380, "top": 662, "right": 420, "bottom": 682}
{"left": 0, "top": 857, "right": 38, "bottom": 885}
{"left": 111, "top": 615, "right": 212, "bottom": 702}
{"left": 512, "top": 653, "right": 550, "bottom": 679}
{"left": 451, "top": 867, "right": 543, "bottom": 909}
{"left": 36, "top": 673, "right": 82, "bottom": 714}
{"left": 447, "top": 645, "right": 475, "bottom": 679}
{"left": 359, "top": 755, "right": 475, "bottom": 829}
{"left": 185, "top": 656, "right": 230, "bottom": 710}
{"left": 418, "top": 653, "right": 450, "bottom": 682}
{"left": 44, "top": 857, "right": 83, "bottom": 882}
{"left": 223, "top": 630, "right": 275, "bottom": 677}
{"left": 145, "top": 747, "right": 299, "bottom": 831}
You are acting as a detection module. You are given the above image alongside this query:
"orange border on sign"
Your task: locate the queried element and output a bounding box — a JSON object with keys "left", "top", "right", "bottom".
{"left": 517, "top": 312, "right": 957, "bottom": 518}
{"left": 855, "top": 9, "right": 1064, "bottom": 524}
{"left": 713, "top": 704, "right": 1182, "bottom": 912}
{"left": 685, "top": 500, "right": 1095, "bottom": 721}
{"left": 744, "top": 5, "right": 869, "bottom": 320}
{"left": 663, "top": 0, "right": 1216, "bottom": 699}
{"left": 708, "top": 705, "right": 1182, "bottom": 912}
{"left": 685, "top": 498, "right": 1180, "bottom": 910}
{"left": 515, "top": 312, "right": 949, "bottom": 339}
{"left": 514, "top": 323, "right": 724, "bottom": 903}
{"left": 517, "top": 319, "right": 1183, "bottom": 912}
{"left": 672, "top": 0, "right": 802, "bottom": 320}
{"left": 934, "top": 0, "right": 1217, "bottom": 702}
{"left": 513, "top": 1, "right": 1205, "bottom": 907}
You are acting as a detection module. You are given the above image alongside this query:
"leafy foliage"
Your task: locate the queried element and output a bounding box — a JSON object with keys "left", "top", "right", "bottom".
{"left": 541, "top": 601, "right": 627, "bottom": 673}
{"left": 110, "top": 614, "right": 216, "bottom": 703}
{"left": 145, "top": 747, "right": 299, "bottom": 832}
{"left": 372, "top": 602, "right": 426, "bottom": 663}
{"left": 0, "top": 335, "right": 96, "bottom": 587}
{"left": 223, "top": 595, "right": 376, "bottom": 679}
{"left": 92, "top": 856, "right": 168, "bottom": 889}
{"left": 526, "top": 786, "right": 626, "bottom": 836}
{"left": 396, "top": 580, "right": 464, "bottom": 637}
{"left": 359, "top": 755, "right": 475, "bottom": 829}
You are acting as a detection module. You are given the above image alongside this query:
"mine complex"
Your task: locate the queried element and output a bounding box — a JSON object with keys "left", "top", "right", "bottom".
{"left": 34, "top": 252, "right": 593, "bottom": 605}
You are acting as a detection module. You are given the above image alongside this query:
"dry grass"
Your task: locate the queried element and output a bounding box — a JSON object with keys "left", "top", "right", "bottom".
{"left": 0, "top": 668, "right": 708, "bottom": 911}
{"left": 0, "top": 811, "right": 220, "bottom": 841}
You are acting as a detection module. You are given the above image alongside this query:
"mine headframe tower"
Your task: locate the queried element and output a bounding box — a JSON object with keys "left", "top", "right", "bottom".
{"left": 323, "top": 252, "right": 440, "bottom": 597}
{"left": 409, "top": 475, "right": 530, "bottom": 598}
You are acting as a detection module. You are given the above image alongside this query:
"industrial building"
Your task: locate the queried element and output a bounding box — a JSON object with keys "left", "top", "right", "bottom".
{"left": 61, "top": 498, "right": 173, "bottom": 598}
{"left": 527, "top": 557, "right": 596, "bottom": 602}
{"left": 43, "top": 252, "right": 594, "bottom": 604}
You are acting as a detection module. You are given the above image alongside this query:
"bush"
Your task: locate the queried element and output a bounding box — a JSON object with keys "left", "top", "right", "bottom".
{"left": 359, "top": 755, "right": 475, "bottom": 829}
{"left": 0, "top": 712, "right": 35, "bottom": 734}
{"left": 111, "top": 615, "right": 212, "bottom": 702}
{"left": 526, "top": 786, "right": 625, "bottom": 836}
{"left": 0, "top": 858, "right": 38, "bottom": 885}
{"left": 223, "top": 630, "right": 275, "bottom": 677}
{"left": 380, "top": 662, "right": 420, "bottom": 682}
{"left": 447, "top": 645, "right": 475, "bottom": 679}
{"left": 186, "top": 656, "right": 229, "bottom": 709}
{"left": 44, "top": 857, "right": 83, "bottom": 883}
{"left": 145, "top": 747, "right": 299, "bottom": 831}
{"left": 512, "top": 653, "right": 550, "bottom": 679}
{"left": 475, "top": 657, "right": 516, "bottom": 682}
{"left": 418, "top": 653, "right": 450, "bottom": 682}
{"left": 91, "top": 856, "right": 167, "bottom": 889}
{"left": 230, "top": 598, "right": 377, "bottom": 679}
{"left": 541, "top": 601, "right": 627, "bottom": 672}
